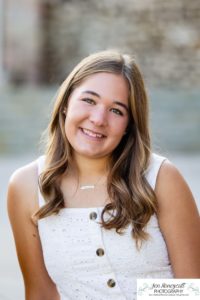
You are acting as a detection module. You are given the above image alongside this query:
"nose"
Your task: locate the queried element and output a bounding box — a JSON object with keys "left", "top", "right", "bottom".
{"left": 89, "top": 107, "right": 108, "bottom": 127}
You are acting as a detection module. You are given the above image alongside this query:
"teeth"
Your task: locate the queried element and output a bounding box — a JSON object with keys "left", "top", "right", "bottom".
{"left": 82, "top": 128, "right": 104, "bottom": 138}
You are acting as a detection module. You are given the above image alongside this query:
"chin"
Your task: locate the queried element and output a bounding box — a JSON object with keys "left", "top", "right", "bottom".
{"left": 74, "top": 148, "right": 109, "bottom": 159}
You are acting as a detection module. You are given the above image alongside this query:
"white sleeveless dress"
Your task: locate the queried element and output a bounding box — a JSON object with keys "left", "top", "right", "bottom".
{"left": 37, "top": 153, "right": 173, "bottom": 300}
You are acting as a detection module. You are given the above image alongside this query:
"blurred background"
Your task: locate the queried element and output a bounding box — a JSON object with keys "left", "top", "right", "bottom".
{"left": 0, "top": 0, "right": 200, "bottom": 299}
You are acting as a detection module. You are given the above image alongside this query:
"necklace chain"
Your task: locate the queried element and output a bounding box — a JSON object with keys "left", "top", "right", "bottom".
{"left": 79, "top": 174, "right": 106, "bottom": 190}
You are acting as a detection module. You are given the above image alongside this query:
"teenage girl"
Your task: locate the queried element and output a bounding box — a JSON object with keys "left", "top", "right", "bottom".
{"left": 7, "top": 50, "right": 200, "bottom": 300}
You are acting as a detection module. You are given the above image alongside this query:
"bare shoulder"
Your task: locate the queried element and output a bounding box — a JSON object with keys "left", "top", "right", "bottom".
{"left": 8, "top": 160, "right": 39, "bottom": 216}
{"left": 155, "top": 159, "right": 200, "bottom": 277}
{"left": 9, "top": 159, "right": 38, "bottom": 189}
{"left": 155, "top": 159, "right": 199, "bottom": 217}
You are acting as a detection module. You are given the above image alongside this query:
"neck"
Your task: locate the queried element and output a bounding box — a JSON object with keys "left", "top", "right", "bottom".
{"left": 72, "top": 154, "right": 110, "bottom": 181}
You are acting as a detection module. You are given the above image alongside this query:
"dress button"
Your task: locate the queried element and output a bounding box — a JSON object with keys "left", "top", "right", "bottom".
{"left": 107, "top": 279, "right": 116, "bottom": 287}
{"left": 96, "top": 248, "right": 104, "bottom": 256}
{"left": 89, "top": 212, "right": 97, "bottom": 220}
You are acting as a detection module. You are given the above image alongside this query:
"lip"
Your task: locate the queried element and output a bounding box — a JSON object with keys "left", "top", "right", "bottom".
{"left": 80, "top": 127, "right": 106, "bottom": 139}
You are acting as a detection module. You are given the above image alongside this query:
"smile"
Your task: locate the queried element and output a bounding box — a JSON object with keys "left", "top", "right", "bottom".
{"left": 80, "top": 128, "right": 106, "bottom": 139}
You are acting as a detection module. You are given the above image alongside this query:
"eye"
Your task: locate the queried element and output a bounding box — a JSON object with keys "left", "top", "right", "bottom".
{"left": 81, "top": 98, "right": 95, "bottom": 105}
{"left": 110, "top": 108, "right": 123, "bottom": 116}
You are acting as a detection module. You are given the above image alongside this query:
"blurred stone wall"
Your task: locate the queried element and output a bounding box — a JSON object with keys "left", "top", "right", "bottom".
{"left": 4, "top": 0, "right": 200, "bottom": 87}
{"left": 45, "top": 0, "right": 200, "bottom": 87}
{"left": 4, "top": 0, "right": 40, "bottom": 83}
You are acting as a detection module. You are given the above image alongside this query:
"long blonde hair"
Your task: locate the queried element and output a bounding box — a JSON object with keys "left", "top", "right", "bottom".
{"left": 34, "top": 50, "right": 157, "bottom": 247}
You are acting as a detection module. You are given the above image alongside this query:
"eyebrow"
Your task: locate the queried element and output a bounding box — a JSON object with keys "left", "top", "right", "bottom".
{"left": 82, "top": 90, "right": 129, "bottom": 112}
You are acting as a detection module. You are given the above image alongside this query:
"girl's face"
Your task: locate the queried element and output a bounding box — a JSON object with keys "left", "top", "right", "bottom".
{"left": 64, "top": 72, "right": 129, "bottom": 161}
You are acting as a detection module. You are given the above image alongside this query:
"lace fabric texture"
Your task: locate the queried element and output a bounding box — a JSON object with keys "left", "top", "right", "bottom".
{"left": 37, "top": 153, "right": 173, "bottom": 300}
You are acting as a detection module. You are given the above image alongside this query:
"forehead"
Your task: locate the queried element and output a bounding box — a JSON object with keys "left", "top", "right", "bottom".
{"left": 71, "top": 72, "right": 129, "bottom": 104}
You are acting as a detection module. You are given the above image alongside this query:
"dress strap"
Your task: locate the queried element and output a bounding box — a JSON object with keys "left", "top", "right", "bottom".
{"left": 145, "top": 153, "right": 168, "bottom": 190}
{"left": 37, "top": 155, "right": 46, "bottom": 207}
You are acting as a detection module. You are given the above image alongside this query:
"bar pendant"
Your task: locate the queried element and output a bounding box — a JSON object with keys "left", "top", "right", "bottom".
{"left": 80, "top": 185, "right": 95, "bottom": 190}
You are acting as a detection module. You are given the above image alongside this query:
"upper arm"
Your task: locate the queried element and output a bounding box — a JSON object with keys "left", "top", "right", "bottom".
{"left": 7, "top": 162, "right": 59, "bottom": 299}
{"left": 155, "top": 160, "right": 200, "bottom": 278}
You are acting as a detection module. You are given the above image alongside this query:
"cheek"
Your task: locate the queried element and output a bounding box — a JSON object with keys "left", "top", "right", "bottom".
{"left": 64, "top": 120, "right": 69, "bottom": 140}
{"left": 111, "top": 117, "right": 128, "bottom": 136}
{"left": 64, "top": 105, "right": 79, "bottom": 130}
{"left": 64, "top": 106, "right": 83, "bottom": 142}
{"left": 64, "top": 115, "right": 74, "bottom": 140}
